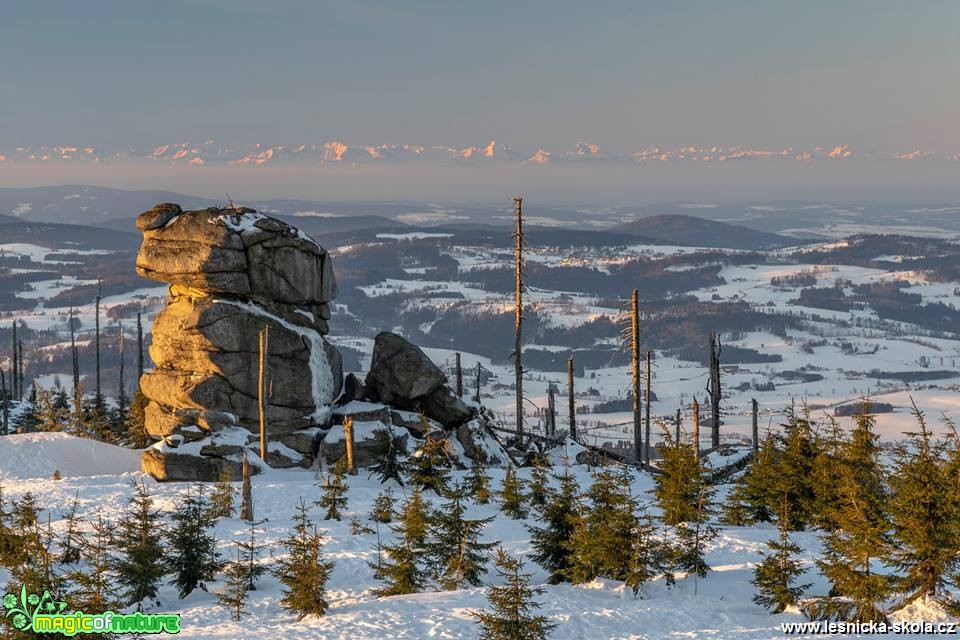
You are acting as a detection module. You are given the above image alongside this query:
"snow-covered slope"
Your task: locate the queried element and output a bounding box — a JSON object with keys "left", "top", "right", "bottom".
{"left": 0, "top": 432, "right": 142, "bottom": 480}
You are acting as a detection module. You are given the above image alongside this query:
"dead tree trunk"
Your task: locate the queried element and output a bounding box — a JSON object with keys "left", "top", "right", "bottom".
{"left": 69, "top": 307, "right": 79, "bottom": 399}
{"left": 258, "top": 326, "right": 269, "bottom": 462}
{"left": 546, "top": 384, "right": 556, "bottom": 437}
{"left": 240, "top": 450, "right": 254, "bottom": 522}
{"left": 513, "top": 196, "right": 524, "bottom": 445}
{"left": 692, "top": 397, "right": 700, "bottom": 462}
{"left": 344, "top": 415, "right": 358, "bottom": 476}
{"left": 454, "top": 352, "right": 462, "bottom": 398}
{"left": 1, "top": 368, "right": 8, "bottom": 436}
{"left": 11, "top": 321, "right": 17, "bottom": 400}
{"left": 136, "top": 311, "right": 144, "bottom": 387}
{"left": 707, "top": 332, "right": 721, "bottom": 448}
{"left": 567, "top": 355, "right": 576, "bottom": 441}
{"left": 675, "top": 407, "right": 681, "bottom": 445}
{"left": 751, "top": 398, "right": 759, "bottom": 453}
{"left": 118, "top": 322, "right": 126, "bottom": 410}
{"left": 475, "top": 362, "right": 482, "bottom": 405}
{"left": 631, "top": 289, "right": 642, "bottom": 466}
{"left": 95, "top": 277, "right": 102, "bottom": 399}
{"left": 645, "top": 349, "right": 652, "bottom": 467}
{"left": 17, "top": 341, "right": 23, "bottom": 402}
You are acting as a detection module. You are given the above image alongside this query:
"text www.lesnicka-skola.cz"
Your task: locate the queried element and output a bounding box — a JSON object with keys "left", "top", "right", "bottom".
{"left": 782, "top": 621, "right": 958, "bottom": 635}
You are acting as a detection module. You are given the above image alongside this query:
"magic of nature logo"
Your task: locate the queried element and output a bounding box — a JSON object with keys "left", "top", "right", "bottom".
{"left": 2, "top": 586, "right": 180, "bottom": 636}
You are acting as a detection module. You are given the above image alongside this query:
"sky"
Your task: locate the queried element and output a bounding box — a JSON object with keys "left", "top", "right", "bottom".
{"left": 1, "top": 1, "right": 959, "bottom": 202}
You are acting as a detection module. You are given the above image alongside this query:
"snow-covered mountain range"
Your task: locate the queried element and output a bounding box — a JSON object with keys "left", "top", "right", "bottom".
{"left": 3, "top": 140, "right": 960, "bottom": 166}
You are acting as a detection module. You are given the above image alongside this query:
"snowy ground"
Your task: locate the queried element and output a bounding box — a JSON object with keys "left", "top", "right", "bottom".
{"left": 0, "top": 433, "right": 956, "bottom": 639}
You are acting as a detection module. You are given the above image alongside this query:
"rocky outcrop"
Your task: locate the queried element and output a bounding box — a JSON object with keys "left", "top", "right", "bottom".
{"left": 365, "top": 332, "right": 472, "bottom": 427}
{"left": 136, "top": 203, "right": 343, "bottom": 481}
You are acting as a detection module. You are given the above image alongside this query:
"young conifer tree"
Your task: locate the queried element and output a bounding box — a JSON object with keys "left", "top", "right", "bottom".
{"left": 371, "top": 487, "right": 396, "bottom": 524}
{"left": 472, "top": 547, "right": 556, "bottom": 640}
{"left": 564, "top": 466, "right": 637, "bottom": 584}
{"left": 168, "top": 485, "right": 222, "bottom": 599}
{"left": 237, "top": 519, "right": 267, "bottom": 591}
{"left": 124, "top": 389, "right": 150, "bottom": 449}
{"left": 316, "top": 459, "right": 350, "bottom": 521}
{"left": 528, "top": 457, "right": 551, "bottom": 510}
{"left": 113, "top": 480, "right": 168, "bottom": 608}
{"left": 406, "top": 432, "right": 452, "bottom": 494}
{"left": 752, "top": 495, "right": 810, "bottom": 613}
{"left": 654, "top": 430, "right": 703, "bottom": 526}
{"left": 426, "top": 483, "right": 497, "bottom": 590}
{"left": 887, "top": 404, "right": 960, "bottom": 605}
{"left": 274, "top": 498, "right": 334, "bottom": 619}
{"left": 217, "top": 543, "right": 250, "bottom": 622}
{"left": 208, "top": 470, "right": 236, "bottom": 520}
{"left": 809, "top": 414, "right": 846, "bottom": 531}
{"left": 499, "top": 465, "right": 528, "bottom": 519}
{"left": 371, "top": 489, "right": 430, "bottom": 596}
{"left": 58, "top": 491, "right": 83, "bottom": 564}
{"left": 67, "top": 511, "right": 122, "bottom": 613}
{"left": 741, "top": 431, "right": 779, "bottom": 523}
{"left": 527, "top": 462, "right": 578, "bottom": 584}
{"left": 672, "top": 482, "right": 717, "bottom": 587}
{"left": 773, "top": 409, "right": 816, "bottom": 530}
{"left": 368, "top": 427, "right": 407, "bottom": 485}
{"left": 465, "top": 459, "right": 492, "bottom": 505}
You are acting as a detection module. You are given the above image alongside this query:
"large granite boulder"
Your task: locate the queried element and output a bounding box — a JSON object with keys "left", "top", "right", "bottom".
{"left": 135, "top": 204, "right": 343, "bottom": 480}
{"left": 365, "top": 332, "right": 472, "bottom": 427}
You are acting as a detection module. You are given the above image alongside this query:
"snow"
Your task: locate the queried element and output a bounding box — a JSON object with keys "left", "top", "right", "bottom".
{"left": 376, "top": 232, "right": 454, "bottom": 240}
{"left": 0, "top": 432, "right": 141, "bottom": 480}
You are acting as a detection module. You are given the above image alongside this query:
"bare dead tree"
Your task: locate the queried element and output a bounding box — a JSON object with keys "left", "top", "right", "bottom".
{"left": 631, "top": 289, "right": 642, "bottom": 466}
{"left": 513, "top": 196, "right": 525, "bottom": 445}
{"left": 95, "top": 276, "right": 102, "bottom": 398}
{"left": 344, "top": 416, "right": 358, "bottom": 476}
{"left": 16, "top": 340, "right": 23, "bottom": 402}
{"left": 645, "top": 350, "right": 652, "bottom": 466}
{"left": 1, "top": 368, "right": 8, "bottom": 436}
{"left": 546, "top": 383, "right": 556, "bottom": 437}
{"left": 675, "top": 407, "right": 681, "bottom": 445}
{"left": 240, "top": 449, "right": 254, "bottom": 522}
{"left": 11, "top": 321, "right": 17, "bottom": 400}
{"left": 258, "top": 326, "right": 269, "bottom": 462}
{"left": 454, "top": 352, "right": 462, "bottom": 398}
{"left": 692, "top": 397, "right": 700, "bottom": 462}
{"left": 475, "top": 361, "right": 482, "bottom": 405}
{"left": 137, "top": 311, "right": 144, "bottom": 387}
{"left": 69, "top": 307, "right": 80, "bottom": 398}
{"left": 752, "top": 398, "right": 759, "bottom": 453}
{"left": 567, "top": 355, "right": 576, "bottom": 441}
{"left": 706, "top": 332, "right": 722, "bottom": 448}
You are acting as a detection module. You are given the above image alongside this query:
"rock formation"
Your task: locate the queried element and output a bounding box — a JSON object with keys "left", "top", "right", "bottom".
{"left": 137, "top": 204, "right": 342, "bottom": 480}
{"left": 136, "top": 203, "right": 506, "bottom": 481}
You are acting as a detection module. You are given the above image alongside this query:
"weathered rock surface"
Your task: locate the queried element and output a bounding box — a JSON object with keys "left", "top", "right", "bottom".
{"left": 365, "top": 332, "right": 473, "bottom": 427}
{"left": 136, "top": 204, "right": 343, "bottom": 481}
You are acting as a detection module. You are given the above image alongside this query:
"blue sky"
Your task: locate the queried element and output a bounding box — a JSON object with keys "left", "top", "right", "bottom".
{"left": 3, "top": 0, "right": 958, "bottom": 152}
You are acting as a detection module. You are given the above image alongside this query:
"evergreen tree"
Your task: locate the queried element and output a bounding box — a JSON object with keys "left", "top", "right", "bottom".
{"left": 426, "top": 483, "right": 497, "bottom": 590}
{"left": 66, "top": 511, "right": 122, "bottom": 613}
{"left": 406, "top": 432, "right": 451, "bottom": 494}
{"left": 4, "top": 515, "right": 67, "bottom": 637}
{"left": 367, "top": 427, "right": 407, "bottom": 485}
{"left": 0, "top": 483, "right": 14, "bottom": 567}
{"left": 809, "top": 415, "right": 846, "bottom": 531}
{"left": 773, "top": 409, "right": 817, "bottom": 530}
{"left": 274, "top": 499, "right": 334, "bottom": 619}
{"left": 752, "top": 496, "right": 810, "bottom": 613}
{"left": 624, "top": 510, "right": 658, "bottom": 597}
{"left": 36, "top": 388, "right": 68, "bottom": 433}
{"left": 499, "top": 465, "right": 528, "bottom": 519}
{"left": 371, "top": 487, "right": 396, "bottom": 524}
{"left": 58, "top": 492, "right": 83, "bottom": 564}
{"left": 124, "top": 389, "right": 150, "bottom": 449}
{"left": 167, "top": 485, "right": 221, "bottom": 599}
{"left": 208, "top": 471, "right": 235, "bottom": 520}
{"left": 563, "top": 466, "right": 637, "bottom": 584}
{"left": 528, "top": 457, "right": 551, "bottom": 510}
{"left": 79, "top": 393, "right": 116, "bottom": 444}
{"left": 672, "top": 483, "right": 718, "bottom": 584}
{"left": 472, "top": 547, "right": 556, "bottom": 640}
{"left": 371, "top": 490, "right": 430, "bottom": 596}
{"left": 465, "top": 460, "right": 492, "bottom": 505}
{"left": 654, "top": 432, "right": 703, "bottom": 526}
{"left": 741, "top": 431, "right": 779, "bottom": 523}
{"left": 887, "top": 405, "right": 960, "bottom": 604}
{"left": 721, "top": 479, "right": 752, "bottom": 527}
{"left": 217, "top": 543, "right": 249, "bottom": 622}
{"left": 316, "top": 459, "right": 349, "bottom": 521}
{"left": 12, "top": 385, "right": 39, "bottom": 433}
{"left": 113, "top": 480, "right": 168, "bottom": 607}
{"left": 236, "top": 519, "right": 267, "bottom": 591}
{"left": 528, "top": 464, "right": 578, "bottom": 584}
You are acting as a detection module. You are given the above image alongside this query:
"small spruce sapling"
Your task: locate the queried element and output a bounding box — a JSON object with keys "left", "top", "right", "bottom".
{"left": 472, "top": 547, "right": 556, "bottom": 640}
{"left": 499, "top": 465, "right": 528, "bottom": 519}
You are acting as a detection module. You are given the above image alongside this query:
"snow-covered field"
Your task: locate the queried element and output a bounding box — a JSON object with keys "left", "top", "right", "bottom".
{"left": 0, "top": 433, "right": 954, "bottom": 638}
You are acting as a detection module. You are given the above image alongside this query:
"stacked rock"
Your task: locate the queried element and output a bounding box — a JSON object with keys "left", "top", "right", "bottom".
{"left": 135, "top": 203, "right": 343, "bottom": 480}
